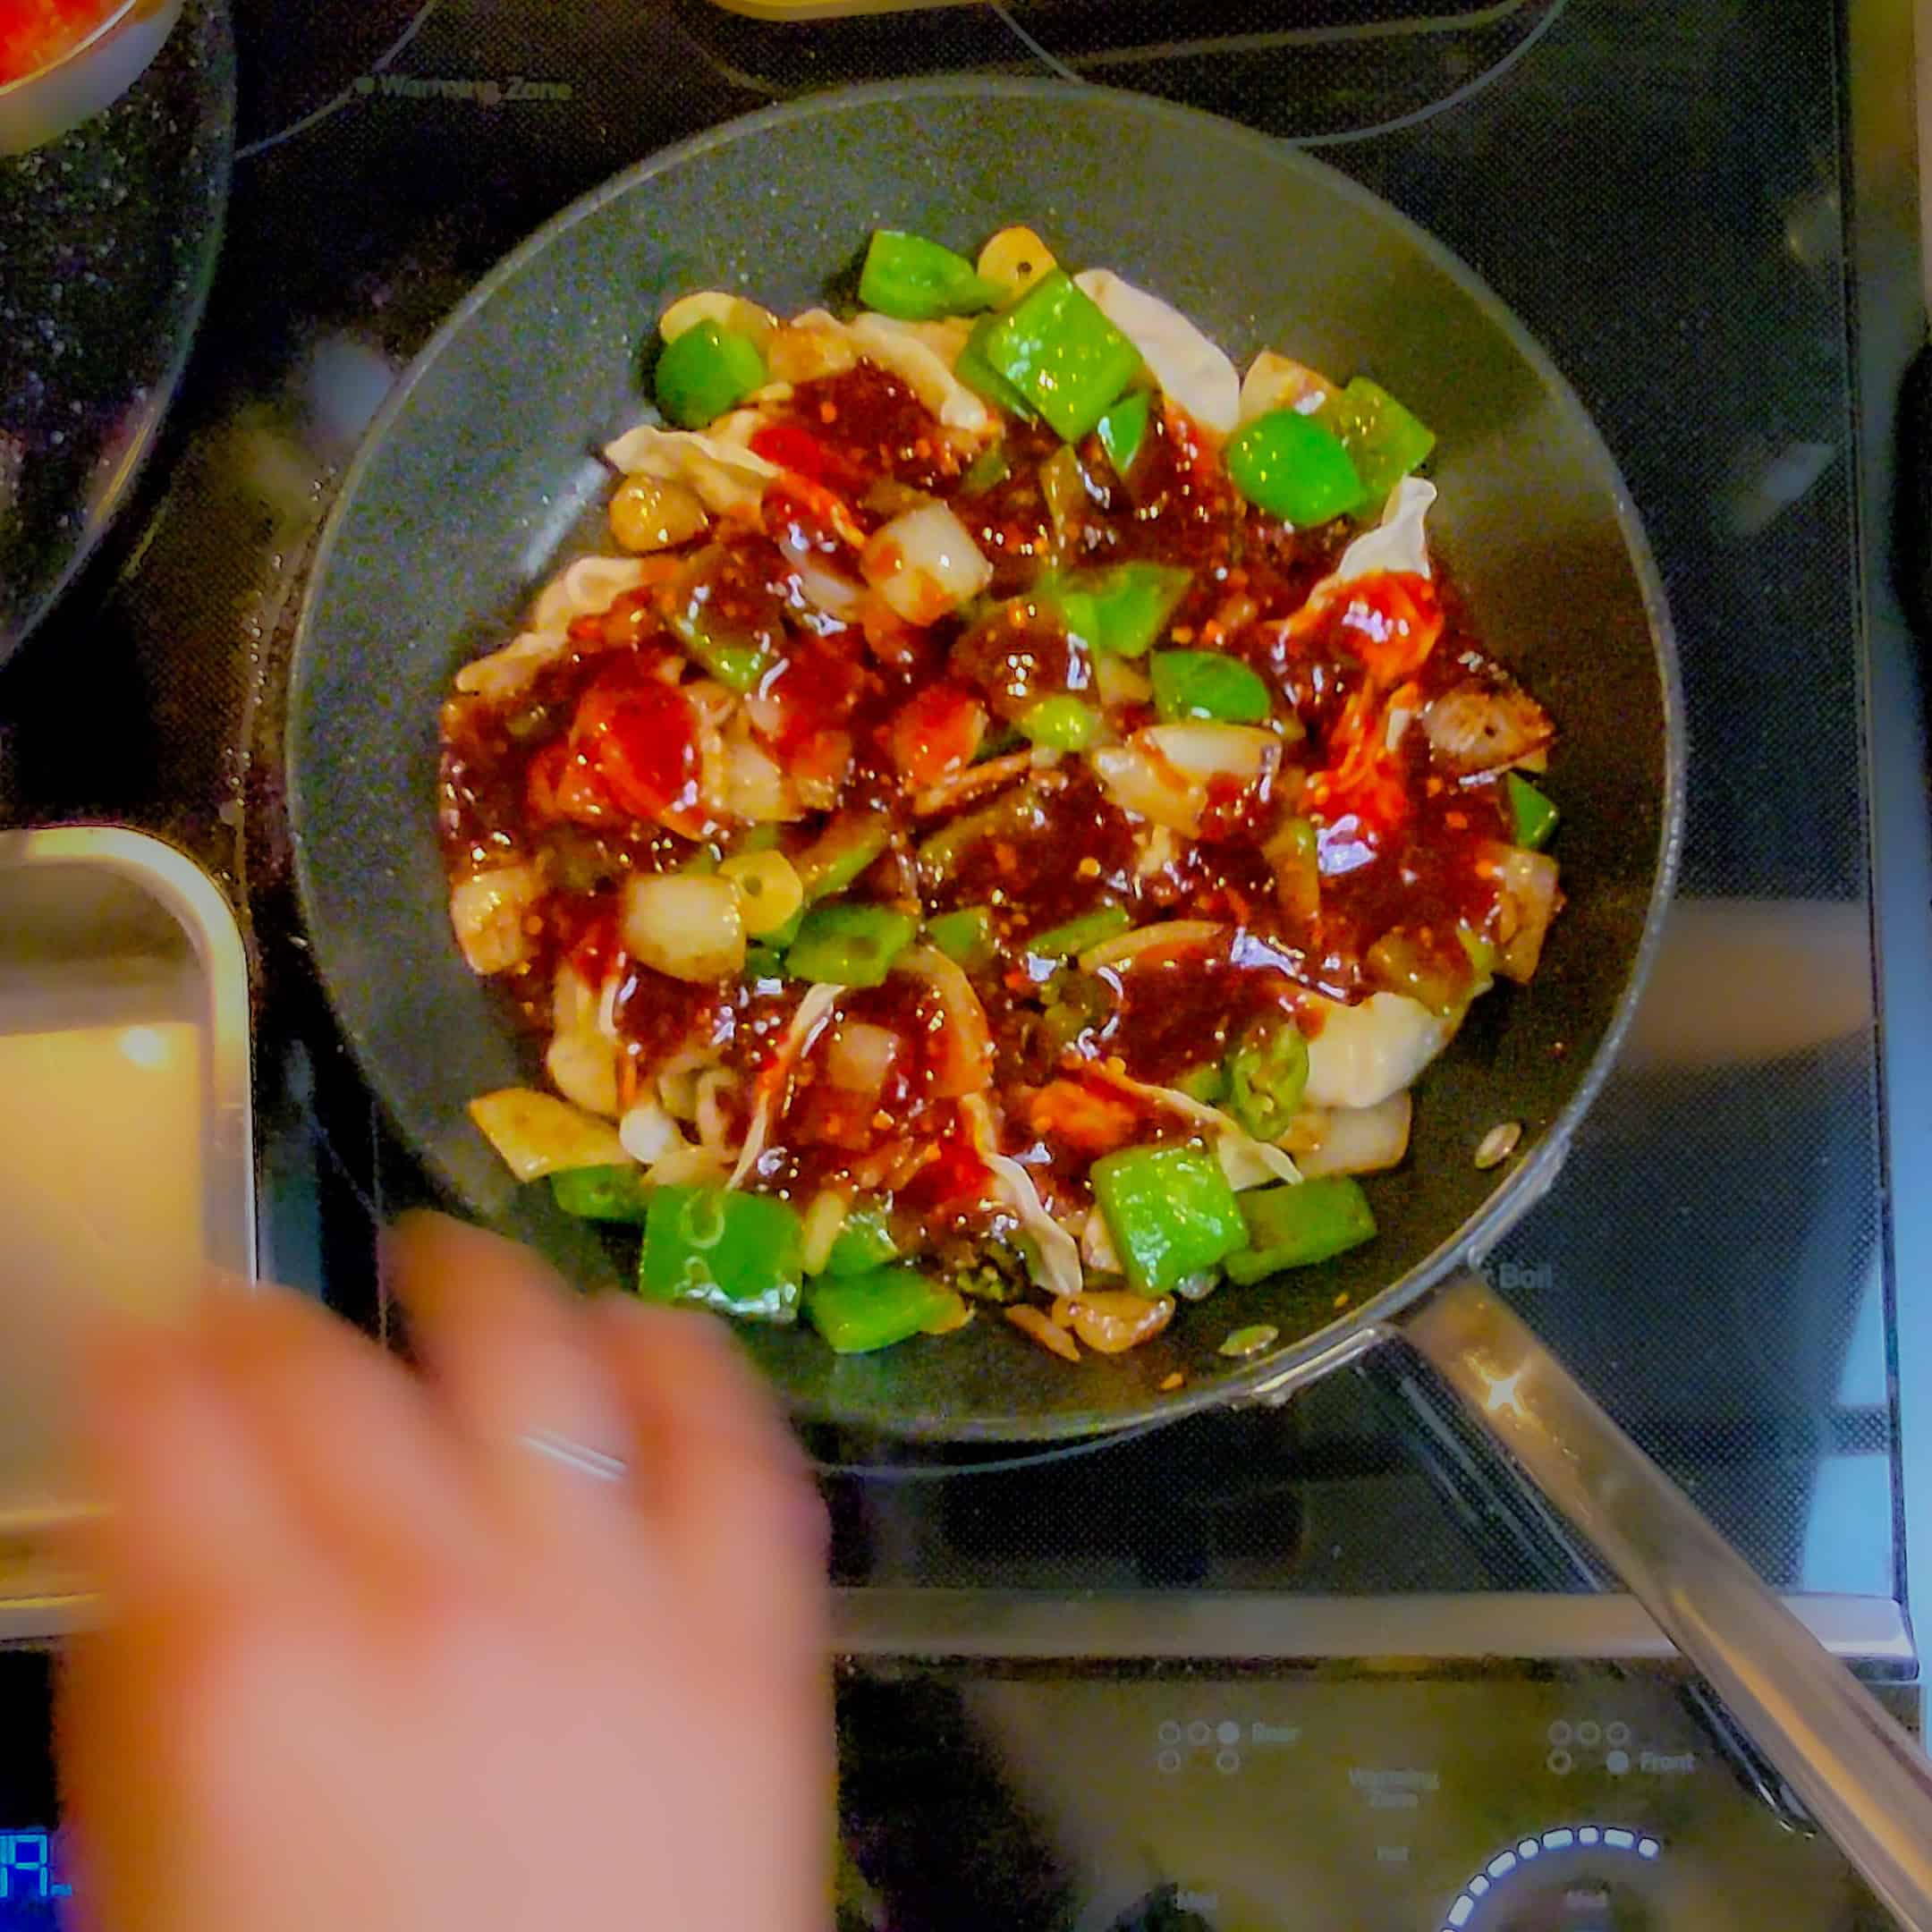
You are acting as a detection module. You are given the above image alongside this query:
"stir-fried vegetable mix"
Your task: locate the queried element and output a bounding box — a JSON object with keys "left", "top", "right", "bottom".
{"left": 440, "top": 223, "right": 1563, "bottom": 1363}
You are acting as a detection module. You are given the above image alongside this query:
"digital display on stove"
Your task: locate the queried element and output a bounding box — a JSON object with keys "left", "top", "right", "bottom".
{"left": 0, "top": 1831, "right": 72, "bottom": 1924}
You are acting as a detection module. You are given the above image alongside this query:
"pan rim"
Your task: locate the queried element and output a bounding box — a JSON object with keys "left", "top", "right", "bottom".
{"left": 289, "top": 75, "right": 1686, "bottom": 1443}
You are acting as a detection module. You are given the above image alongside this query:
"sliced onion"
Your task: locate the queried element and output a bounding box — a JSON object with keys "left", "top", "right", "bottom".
{"left": 728, "top": 983, "right": 841, "bottom": 1190}
{"left": 960, "top": 1095, "right": 1083, "bottom": 1300}
{"left": 895, "top": 945, "right": 994, "bottom": 1097}
{"left": 1081, "top": 1060, "right": 1300, "bottom": 1188}
{"left": 1494, "top": 846, "right": 1562, "bottom": 983}
{"left": 790, "top": 554, "right": 865, "bottom": 616}
{"left": 1066, "top": 1289, "right": 1175, "bottom": 1355}
{"left": 1144, "top": 721, "right": 1278, "bottom": 786}
{"left": 1135, "top": 824, "right": 1182, "bottom": 879}
{"left": 1239, "top": 350, "right": 1337, "bottom": 424}
{"left": 1090, "top": 740, "right": 1207, "bottom": 835}
{"left": 647, "top": 1144, "right": 728, "bottom": 1189}
{"left": 1040, "top": 445, "right": 1090, "bottom": 558}
{"left": 1080, "top": 1205, "right": 1122, "bottom": 1274}
{"left": 1093, "top": 651, "right": 1153, "bottom": 708}
{"left": 1074, "top": 269, "right": 1239, "bottom": 438}
{"left": 468, "top": 1089, "right": 629, "bottom": 1182}
{"left": 1297, "top": 1092, "right": 1412, "bottom": 1177}
{"left": 448, "top": 863, "right": 542, "bottom": 976}
{"left": 826, "top": 1020, "right": 902, "bottom": 1097}
{"left": 1302, "top": 992, "right": 1452, "bottom": 1110}
{"left": 1092, "top": 725, "right": 1275, "bottom": 838}
{"left": 658, "top": 290, "right": 778, "bottom": 352}
{"left": 620, "top": 1097, "right": 690, "bottom": 1164}
{"left": 860, "top": 501, "right": 994, "bottom": 624}
{"left": 800, "top": 1189, "right": 852, "bottom": 1275}
{"left": 544, "top": 971, "right": 615, "bottom": 1118}
{"left": 655, "top": 1046, "right": 710, "bottom": 1123}
{"left": 721, "top": 725, "right": 801, "bottom": 824}
{"left": 619, "top": 872, "right": 746, "bottom": 983}
{"left": 1079, "top": 919, "right": 1225, "bottom": 974}
{"left": 546, "top": 1030, "right": 620, "bottom": 1119}
{"left": 694, "top": 1067, "right": 741, "bottom": 1157}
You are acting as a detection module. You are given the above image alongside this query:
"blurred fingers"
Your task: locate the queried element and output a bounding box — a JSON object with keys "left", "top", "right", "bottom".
{"left": 72, "top": 1312, "right": 318, "bottom": 1622}
{"left": 591, "top": 1295, "right": 827, "bottom": 1628}
{"left": 192, "top": 1283, "right": 488, "bottom": 1596}
{"left": 384, "top": 1212, "right": 640, "bottom": 1542}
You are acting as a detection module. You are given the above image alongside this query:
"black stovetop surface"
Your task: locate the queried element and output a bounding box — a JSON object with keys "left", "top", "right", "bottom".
{"left": 0, "top": 0, "right": 1916, "bottom": 1615}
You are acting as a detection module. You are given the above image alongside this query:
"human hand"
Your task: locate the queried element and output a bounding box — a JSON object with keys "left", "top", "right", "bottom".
{"left": 58, "top": 1212, "right": 832, "bottom": 1932}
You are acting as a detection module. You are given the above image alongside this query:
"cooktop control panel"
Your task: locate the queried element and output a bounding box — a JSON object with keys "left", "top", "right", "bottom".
{"left": 835, "top": 1664, "right": 1909, "bottom": 1930}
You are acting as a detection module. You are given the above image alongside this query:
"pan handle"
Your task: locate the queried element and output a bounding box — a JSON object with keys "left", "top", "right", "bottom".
{"left": 1403, "top": 1271, "right": 1932, "bottom": 1930}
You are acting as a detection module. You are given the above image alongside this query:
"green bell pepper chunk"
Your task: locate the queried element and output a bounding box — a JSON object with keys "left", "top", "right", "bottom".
{"left": 1174, "top": 1062, "right": 1227, "bottom": 1106}
{"left": 796, "top": 813, "right": 893, "bottom": 902}
{"left": 640, "top": 1185, "right": 803, "bottom": 1322}
{"left": 1047, "top": 562, "right": 1192, "bottom": 658}
{"left": 959, "top": 440, "right": 1014, "bottom": 494}
{"left": 668, "top": 574, "right": 779, "bottom": 693}
{"left": 1506, "top": 772, "right": 1559, "bottom": 851}
{"left": 1038, "top": 970, "right": 1114, "bottom": 1055}
{"left": 1091, "top": 1141, "right": 1250, "bottom": 1296}
{"left": 549, "top": 1164, "right": 653, "bottom": 1223}
{"left": 1027, "top": 902, "right": 1131, "bottom": 962}
{"left": 859, "top": 230, "right": 1004, "bottom": 321}
{"left": 1224, "top": 1176, "right": 1377, "bottom": 1284}
{"left": 1365, "top": 931, "right": 1462, "bottom": 1018}
{"left": 1150, "top": 649, "right": 1273, "bottom": 724}
{"left": 1017, "top": 694, "right": 1102, "bottom": 750}
{"left": 955, "top": 314, "right": 1038, "bottom": 421}
{"left": 1224, "top": 1013, "right": 1309, "bottom": 1143}
{"left": 1455, "top": 922, "right": 1499, "bottom": 979}
{"left": 981, "top": 270, "right": 1143, "bottom": 443}
{"left": 1320, "top": 377, "right": 1436, "bottom": 503}
{"left": 821, "top": 1201, "right": 899, "bottom": 1277}
{"left": 927, "top": 903, "right": 996, "bottom": 969}
{"left": 656, "top": 320, "right": 767, "bottom": 430}
{"left": 806, "top": 1264, "right": 957, "bottom": 1353}
{"left": 1225, "top": 408, "right": 1368, "bottom": 526}
{"left": 743, "top": 944, "right": 788, "bottom": 984}
{"left": 784, "top": 903, "right": 917, "bottom": 987}
{"left": 1273, "top": 815, "right": 1320, "bottom": 922}
{"left": 1096, "top": 390, "right": 1150, "bottom": 479}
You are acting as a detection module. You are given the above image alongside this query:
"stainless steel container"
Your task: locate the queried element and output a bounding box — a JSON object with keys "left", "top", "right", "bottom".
{"left": 0, "top": 826, "right": 252, "bottom": 1639}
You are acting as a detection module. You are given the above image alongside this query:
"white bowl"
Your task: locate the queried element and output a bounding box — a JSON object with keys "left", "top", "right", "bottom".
{"left": 0, "top": 0, "right": 185, "bottom": 157}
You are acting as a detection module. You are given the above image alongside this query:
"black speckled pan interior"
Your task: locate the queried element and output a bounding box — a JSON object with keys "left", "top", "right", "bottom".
{"left": 289, "top": 80, "right": 1681, "bottom": 1443}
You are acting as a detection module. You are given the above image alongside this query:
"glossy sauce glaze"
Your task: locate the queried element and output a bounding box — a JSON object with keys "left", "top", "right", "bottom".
{"left": 441, "top": 353, "right": 1550, "bottom": 1252}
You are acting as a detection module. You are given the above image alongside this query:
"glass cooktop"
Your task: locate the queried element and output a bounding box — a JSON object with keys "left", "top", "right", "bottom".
{"left": 1, "top": 0, "right": 1923, "bottom": 1651}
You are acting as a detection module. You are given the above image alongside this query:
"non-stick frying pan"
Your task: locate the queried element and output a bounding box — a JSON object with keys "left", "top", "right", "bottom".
{"left": 287, "top": 80, "right": 1932, "bottom": 1924}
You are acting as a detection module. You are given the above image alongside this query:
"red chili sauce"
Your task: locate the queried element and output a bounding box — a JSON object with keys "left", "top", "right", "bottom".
{"left": 440, "top": 358, "right": 1547, "bottom": 1233}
